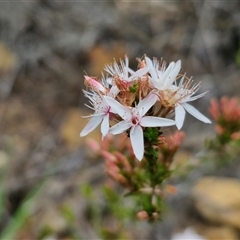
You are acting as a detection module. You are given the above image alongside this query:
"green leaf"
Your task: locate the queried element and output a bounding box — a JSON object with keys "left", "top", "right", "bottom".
{"left": 0, "top": 183, "right": 42, "bottom": 240}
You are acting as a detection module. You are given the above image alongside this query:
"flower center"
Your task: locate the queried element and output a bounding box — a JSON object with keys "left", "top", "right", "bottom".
{"left": 131, "top": 117, "right": 139, "bottom": 125}
{"left": 159, "top": 89, "right": 178, "bottom": 107}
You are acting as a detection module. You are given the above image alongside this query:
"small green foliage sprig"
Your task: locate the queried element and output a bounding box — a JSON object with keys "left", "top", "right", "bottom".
{"left": 87, "top": 129, "right": 185, "bottom": 221}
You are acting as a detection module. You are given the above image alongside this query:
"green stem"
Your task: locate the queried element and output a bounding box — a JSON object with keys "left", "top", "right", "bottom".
{"left": 144, "top": 145, "right": 158, "bottom": 187}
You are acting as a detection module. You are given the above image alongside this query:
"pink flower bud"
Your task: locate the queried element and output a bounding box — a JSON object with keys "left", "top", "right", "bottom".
{"left": 105, "top": 159, "right": 119, "bottom": 173}
{"left": 106, "top": 169, "right": 128, "bottom": 186}
{"left": 164, "top": 185, "right": 177, "bottom": 195}
{"left": 113, "top": 151, "right": 132, "bottom": 174}
{"left": 231, "top": 132, "right": 240, "bottom": 140}
{"left": 136, "top": 211, "right": 149, "bottom": 220}
{"left": 86, "top": 138, "right": 101, "bottom": 153}
{"left": 209, "top": 98, "right": 220, "bottom": 120}
{"left": 101, "top": 150, "right": 117, "bottom": 162}
{"left": 84, "top": 76, "right": 106, "bottom": 93}
{"left": 215, "top": 125, "right": 224, "bottom": 135}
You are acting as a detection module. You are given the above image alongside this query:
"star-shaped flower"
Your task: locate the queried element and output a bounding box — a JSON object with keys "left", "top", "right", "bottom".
{"left": 104, "top": 92, "right": 176, "bottom": 160}
{"left": 145, "top": 56, "right": 181, "bottom": 90}
{"left": 80, "top": 85, "right": 119, "bottom": 138}
{"left": 145, "top": 57, "right": 211, "bottom": 129}
{"left": 105, "top": 55, "right": 149, "bottom": 84}
{"left": 173, "top": 78, "right": 211, "bottom": 129}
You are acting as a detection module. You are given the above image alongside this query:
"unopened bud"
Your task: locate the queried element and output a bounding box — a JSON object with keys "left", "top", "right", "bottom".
{"left": 114, "top": 151, "right": 132, "bottom": 173}
{"left": 136, "top": 211, "right": 149, "bottom": 220}
{"left": 215, "top": 125, "right": 224, "bottom": 135}
{"left": 84, "top": 76, "right": 106, "bottom": 93}
{"left": 106, "top": 160, "right": 119, "bottom": 173}
{"left": 152, "top": 212, "right": 159, "bottom": 220}
{"left": 107, "top": 170, "right": 128, "bottom": 186}
{"left": 101, "top": 150, "right": 117, "bottom": 162}
{"left": 231, "top": 132, "right": 240, "bottom": 140}
{"left": 165, "top": 185, "right": 177, "bottom": 195}
{"left": 86, "top": 138, "right": 101, "bottom": 153}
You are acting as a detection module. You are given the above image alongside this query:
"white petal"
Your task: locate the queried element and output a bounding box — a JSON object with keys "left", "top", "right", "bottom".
{"left": 145, "top": 57, "right": 158, "bottom": 80}
{"left": 128, "top": 67, "right": 135, "bottom": 75}
{"left": 184, "top": 91, "right": 207, "bottom": 102}
{"left": 123, "top": 55, "right": 129, "bottom": 78}
{"left": 109, "top": 121, "right": 131, "bottom": 135}
{"left": 136, "top": 92, "right": 158, "bottom": 117}
{"left": 151, "top": 80, "right": 163, "bottom": 90}
{"left": 130, "top": 67, "right": 149, "bottom": 80}
{"left": 140, "top": 116, "right": 176, "bottom": 127}
{"left": 104, "top": 96, "right": 131, "bottom": 120}
{"left": 163, "top": 60, "right": 181, "bottom": 89}
{"left": 130, "top": 125, "right": 144, "bottom": 161}
{"left": 182, "top": 103, "right": 211, "bottom": 123}
{"left": 162, "top": 62, "right": 175, "bottom": 84}
{"left": 108, "top": 85, "right": 120, "bottom": 98}
{"left": 80, "top": 115, "right": 103, "bottom": 137}
{"left": 175, "top": 104, "right": 186, "bottom": 130}
{"left": 81, "top": 112, "right": 103, "bottom": 118}
{"left": 101, "top": 114, "right": 110, "bottom": 137}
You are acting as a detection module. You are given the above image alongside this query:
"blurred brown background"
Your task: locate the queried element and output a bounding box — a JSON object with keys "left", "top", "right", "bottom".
{"left": 0, "top": 1, "right": 240, "bottom": 239}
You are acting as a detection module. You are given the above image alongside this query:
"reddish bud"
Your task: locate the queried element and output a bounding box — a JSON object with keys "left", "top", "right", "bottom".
{"left": 86, "top": 138, "right": 101, "bottom": 153}
{"left": 231, "top": 132, "right": 240, "bottom": 140}
{"left": 136, "top": 211, "right": 149, "bottom": 220}
{"left": 164, "top": 185, "right": 177, "bottom": 195}
{"left": 84, "top": 76, "right": 106, "bottom": 93}
{"left": 101, "top": 150, "right": 117, "bottom": 162}
{"left": 113, "top": 151, "right": 132, "bottom": 174}
{"left": 209, "top": 98, "right": 220, "bottom": 120}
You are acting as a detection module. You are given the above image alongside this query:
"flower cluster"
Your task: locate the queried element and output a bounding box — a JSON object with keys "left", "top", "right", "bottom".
{"left": 86, "top": 131, "right": 184, "bottom": 220}
{"left": 209, "top": 97, "right": 240, "bottom": 142}
{"left": 80, "top": 56, "right": 211, "bottom": 160}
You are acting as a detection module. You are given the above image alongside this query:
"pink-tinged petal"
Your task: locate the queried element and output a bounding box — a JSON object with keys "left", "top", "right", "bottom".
{"left": 136, "top": 92, "right": 159, "bottom": 117}
{"left": 175, "top": 104, "right": 186, "bottom": 130}
{"left": 145, "top": 57, "right": 158, "bottom": 80}
{"left": 109, "top": 106, "right": 118, "bottom": 114}
{"left": 80, "top": 115, "right": 103, "bottom": 137}
{"left": 130, "top": 125, "right": 144, "bottom": 161}
{"left": 109, "top": 121, "right": 131, "bottom": 135}
{"left": 182, "top": 103, "right": 211, "bottom": 123}
{"left": 163, "top": 60, "right": 181, "bottom": 89}
{"left": 104, "top": 96, "right": 131, "bottom": 120}
{"left": 84, "top": 76, "right": 106, "bottom": 93}
{"left": 140, "top": 116, "right": 175, "bottom": 127}
{"left": 101, "top": 114, "right": 110, "bottom": 137}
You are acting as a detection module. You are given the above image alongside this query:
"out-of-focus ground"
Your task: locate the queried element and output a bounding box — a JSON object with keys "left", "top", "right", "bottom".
{"left": 0, "top": 1, "right": 240, "bottom": 239}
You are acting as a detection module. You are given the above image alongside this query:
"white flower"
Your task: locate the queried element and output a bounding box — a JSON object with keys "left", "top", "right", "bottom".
{"left": 173, "top": 78, "right": 211, "bottom": 129}
{"left": 145, "top": 57, "right": 211, "bottom": 129}
{"left": 105, "top": 55, "right": 149, "bottom": 83}
{"left": 145, "top": 56, "right": 181, "bottom": 90}
{"left": 104, "top": 92, "right": 176, "bottom": 161}
{"left": 80, "top": 86, "right": 119, "bottom": 138}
